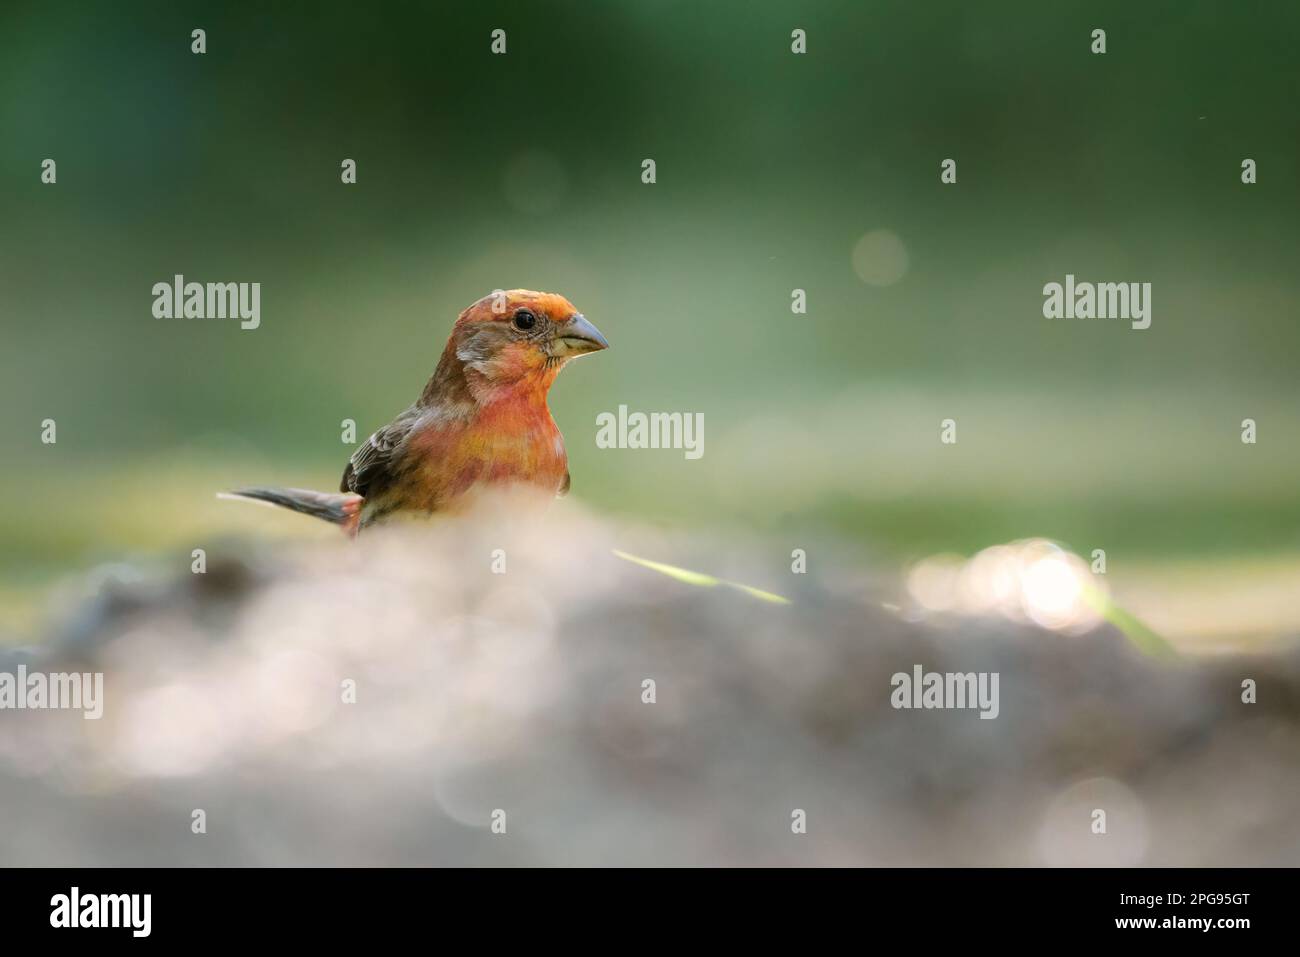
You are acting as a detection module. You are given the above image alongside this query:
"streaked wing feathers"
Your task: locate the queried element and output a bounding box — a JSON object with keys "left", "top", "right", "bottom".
{"left": 341, "top": 409, "right": 420, "bottom": 497}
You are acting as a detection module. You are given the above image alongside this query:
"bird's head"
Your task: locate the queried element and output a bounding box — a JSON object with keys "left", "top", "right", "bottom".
{"left": 442, "top": 289, "right": 608, "bottom": 401}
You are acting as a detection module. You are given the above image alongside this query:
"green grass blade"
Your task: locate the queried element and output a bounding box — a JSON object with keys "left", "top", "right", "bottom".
{"left": 612, "top": 550, "right": 790, "bottom": 604}
{"left": 1081, "top": 582, "right": 1177, "bottom": 658}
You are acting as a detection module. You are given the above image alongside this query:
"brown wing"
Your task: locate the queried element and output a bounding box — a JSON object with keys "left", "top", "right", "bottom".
{"left": 558, "top": 470, "right": 571, "bottom": 497}
{"left": 341, "top": 409, "right": 420, "bottom": 498}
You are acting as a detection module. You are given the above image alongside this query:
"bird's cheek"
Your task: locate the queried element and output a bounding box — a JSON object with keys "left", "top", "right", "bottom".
{"left": 489, "top": 343, "right": 545, "bottom": 379}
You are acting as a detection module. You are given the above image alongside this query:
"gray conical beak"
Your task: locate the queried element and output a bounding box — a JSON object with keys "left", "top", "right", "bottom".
{"left": 556, "top": 314, "right": 609, "bottom": 356}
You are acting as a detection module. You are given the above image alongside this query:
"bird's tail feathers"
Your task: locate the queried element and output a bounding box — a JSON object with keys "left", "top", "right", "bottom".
{"left": 222, "top": 487, "right": 362, "bottom": 537}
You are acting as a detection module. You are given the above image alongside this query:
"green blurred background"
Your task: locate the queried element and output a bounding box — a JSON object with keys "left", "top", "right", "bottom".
{"left": 2, "top": 1, "right": 1298, "bottom": 636}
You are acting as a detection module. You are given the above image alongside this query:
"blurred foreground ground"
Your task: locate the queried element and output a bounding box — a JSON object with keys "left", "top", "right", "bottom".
{"left": 1, "top": 500, "right": 1296, "bottom": 866}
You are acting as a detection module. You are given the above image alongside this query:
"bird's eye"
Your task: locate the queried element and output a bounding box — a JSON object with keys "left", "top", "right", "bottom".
{"left": 512, "top": 309, "right": 537, "bottom": 331}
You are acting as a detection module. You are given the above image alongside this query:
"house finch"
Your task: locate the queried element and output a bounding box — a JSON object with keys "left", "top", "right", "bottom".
{"left": 228, "top": 289, "right": 608, "bottom": 535}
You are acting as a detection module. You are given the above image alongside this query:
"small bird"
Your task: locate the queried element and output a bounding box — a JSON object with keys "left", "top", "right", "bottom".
{"left": 229, "top": 290, "right": 608, "bottom": 535}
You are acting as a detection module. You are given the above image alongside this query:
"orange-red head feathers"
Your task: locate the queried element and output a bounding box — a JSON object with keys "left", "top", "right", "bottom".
{"left": 430, "top": 289, "right": 608, "bottom": 405}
